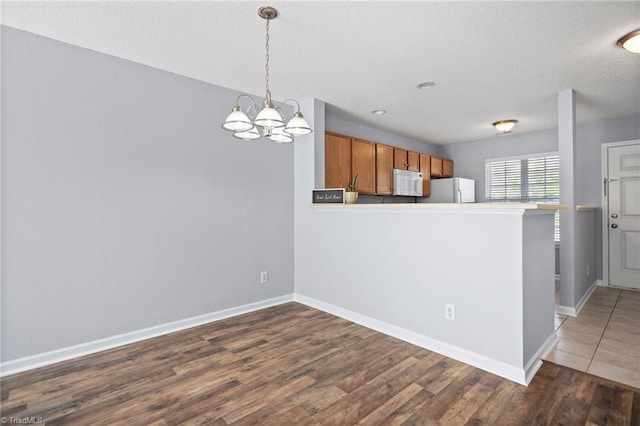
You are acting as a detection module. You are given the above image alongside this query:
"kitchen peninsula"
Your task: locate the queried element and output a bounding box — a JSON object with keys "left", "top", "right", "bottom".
{"left": 295, "top": 202, "right": 564, "bottom": 385}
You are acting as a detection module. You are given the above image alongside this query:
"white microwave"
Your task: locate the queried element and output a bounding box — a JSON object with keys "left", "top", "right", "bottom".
{"left": 393, "top": 169, "right": 423, "bottom": 196}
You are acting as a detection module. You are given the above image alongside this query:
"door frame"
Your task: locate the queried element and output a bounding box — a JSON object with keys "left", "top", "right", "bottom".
{"left": 601, "top": 139, "right": 640, "bottom": 287}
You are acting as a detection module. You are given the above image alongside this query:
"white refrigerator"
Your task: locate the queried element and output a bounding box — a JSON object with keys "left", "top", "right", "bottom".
{"left": 420, "top": 177, "right": 475, "bottom": 203}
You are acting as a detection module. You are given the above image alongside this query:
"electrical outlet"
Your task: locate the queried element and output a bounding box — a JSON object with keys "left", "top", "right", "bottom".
{"left": 445, "top": 304, "right": 456, "bottom": 321}
{"left": 260, "top": 271, "right": 268, "bottom": 284}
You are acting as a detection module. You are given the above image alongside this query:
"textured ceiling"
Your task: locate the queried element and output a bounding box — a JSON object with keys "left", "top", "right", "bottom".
{"left": 2, "top": 1, "right": 639, "bottom": 145}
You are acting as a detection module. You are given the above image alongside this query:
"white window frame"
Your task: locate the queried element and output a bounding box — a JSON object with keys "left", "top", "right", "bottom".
{"left": 485, "top": 151, "right": 560, "bottom": 242}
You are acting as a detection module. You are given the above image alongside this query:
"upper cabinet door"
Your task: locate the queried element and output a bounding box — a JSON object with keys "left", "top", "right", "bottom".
{"left": 431, "top": 156, "right": 443, "bottom": 177}
{"left": 352, "top": 138, "right": 376, "bottom": 194}
{"left": 419, "top": 154, "right": 431, "bottom": 197}
{"left": 376, "top": 144, "right": 394, "bottom": 195}
{"left": 442, "top": 159, "right": 454, "bottom": 178}
{"left": 325, "top": 132, "right": 352, "bottom": 189}
{"left": 408, "top": 151, "right": 420, "bottom": 172}
{"left": 393, "top": 147, "right": 408, "bottom": 170}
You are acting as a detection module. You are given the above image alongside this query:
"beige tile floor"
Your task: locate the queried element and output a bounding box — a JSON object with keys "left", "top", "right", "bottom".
{"left": 545, "top": 285, "right": 640, "bottom": 389}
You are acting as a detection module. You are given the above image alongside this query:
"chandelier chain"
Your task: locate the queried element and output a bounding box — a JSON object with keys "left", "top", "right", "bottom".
{"left": 264, "top": 18, "right": 271, "bottom": 104}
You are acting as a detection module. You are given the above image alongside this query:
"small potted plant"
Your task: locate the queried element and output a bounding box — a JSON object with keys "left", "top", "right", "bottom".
{"left": 345, "top": 174, "right": 358, "bottom": 204}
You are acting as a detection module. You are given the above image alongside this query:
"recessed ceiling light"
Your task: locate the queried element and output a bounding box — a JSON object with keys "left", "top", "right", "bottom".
{"left": 617, "top": 29, "right": 640, "bottom": 53}
{"left": 371, "top": 110, "right": 386, "bottom": 115}
{"left": 417, "top": 82, "right": 436, "bottom": 90}
{"left": 492, "top": 119, "right": 518, "bottom": 133}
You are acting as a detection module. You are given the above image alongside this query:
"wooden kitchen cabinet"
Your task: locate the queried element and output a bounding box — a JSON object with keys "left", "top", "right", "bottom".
{"left": 325, "top": 132, "right": 352, "bottom": 189}
{"left": 442, "top": 159, "right": 454, "bottom": 177}
{"left": 324, "top": 130, "right": 448, "bottom": 197}
{"left": 352, "top": 138, "right": 376, "bottom": 194}
{"left": 376, "top": 144, "right": 394, "bottom": 195}
{"left": 419, "top": 154, "right": 431, "bottom": 197}
{"left": 430, "top": 156, "right": 454, "bottom": 178}
{"left": 393, "top": 148, "right": 408, "bottom": 170}
{"left": 392, "top": 148, "right": 419, "bottom": 171}
{"left": 431, "top": 156, "right": 443, "bottom": 177}
{"left": 408, "top": 151, "right": 420, "bottom": 172}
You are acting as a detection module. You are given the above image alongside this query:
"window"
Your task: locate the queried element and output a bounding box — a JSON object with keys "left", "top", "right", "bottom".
{"left": 485, "top": 153, "right": 560, "bottom": 242}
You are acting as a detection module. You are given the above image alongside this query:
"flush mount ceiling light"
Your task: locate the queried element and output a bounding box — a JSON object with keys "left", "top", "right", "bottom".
{"left": 371, "top": 109, "right": 386, "bottom": 115}
{"left": 492, "top": 119, "right": 518, "bottom": 133}
{"left": 417, "top": 82, "right": 436, "bottom": 90}
{"left": 617, "top": 29, "right": 640, "bottom": 53}
{"left": 222, "top": 6, "right": 312, "bottom": 143}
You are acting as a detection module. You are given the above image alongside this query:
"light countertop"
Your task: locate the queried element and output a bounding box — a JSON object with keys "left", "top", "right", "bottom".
{"left": 311, "top": 203, "right": 567, "bottom": 211}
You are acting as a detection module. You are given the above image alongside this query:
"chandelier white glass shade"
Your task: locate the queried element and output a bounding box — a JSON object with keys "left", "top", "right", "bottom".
{"left": 221, "top": 6, "right": 312, "bottom": 143}
{"left": 268, "top": 126, "right": 294, "bottom": 144}
{"left": 232, "top": 126, "right": 261, "bottom": 141}
{"left": 221, "top": 105, "right": 253, "bottom": 133}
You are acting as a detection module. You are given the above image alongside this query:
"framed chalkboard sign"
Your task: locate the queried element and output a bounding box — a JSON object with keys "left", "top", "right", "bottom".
{"left": 313, "top": 189, "right": 345, "bottom": 203}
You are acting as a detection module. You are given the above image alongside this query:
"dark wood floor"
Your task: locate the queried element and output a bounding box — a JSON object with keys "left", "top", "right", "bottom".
{"left": 1, "top": 302, "right": 639, "bottom": 425}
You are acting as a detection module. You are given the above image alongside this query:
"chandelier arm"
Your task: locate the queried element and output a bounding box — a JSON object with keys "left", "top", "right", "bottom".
{"left": 235, "top": 94, "right": 260, "bottom": 113}
{"left": 281, "top": 98, "right": 302, "bottom": 113}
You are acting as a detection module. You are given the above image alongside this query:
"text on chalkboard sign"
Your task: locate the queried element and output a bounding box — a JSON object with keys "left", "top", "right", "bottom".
{"left": 312, "top": 189, "right": 345, "bottom": 204}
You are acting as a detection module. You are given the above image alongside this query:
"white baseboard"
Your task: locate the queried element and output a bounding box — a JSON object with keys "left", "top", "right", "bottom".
{"left": 556, "top": 280, "right": 598, "bottom": 317}
{"left": 524, "top": 332, "right": 557, "bottom": 384}
{"left": 555, "top": 305, "right": 576, "bottom": 316}
{"left": 0, "top": 294, "right": 294, "bottom": 377}
{"left": 294, "top": 293, "right": 537, "bottom": 386}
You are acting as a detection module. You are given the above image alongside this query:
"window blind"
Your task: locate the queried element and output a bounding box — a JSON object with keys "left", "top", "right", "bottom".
{"left": 486, "top": 153, "right": 560, "bottom": 242}
{"left": 487, "top": 159, "right": 522, "bottom": 201}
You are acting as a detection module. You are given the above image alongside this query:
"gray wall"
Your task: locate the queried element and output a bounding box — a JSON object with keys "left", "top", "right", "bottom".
{"left": 576, "top": 116, "right": 640, "bottom": 206}
{"left": 441, "top": 114, "right": 640, "bottom": 281}
{"left": 522, "top": 212, "right": 555, "bottom": 364}
{"left": 326, "top": 114, "right": 442, "bottom": 156}
{"left": 558, "top": 89, "right": 577, "bottom": 308}
{"left": 440, "top": 128, "right": 559, "bottom": 203}
{"left": 574, "top": 211, "right": 597, "bottom": 303}
{"left": 1, "top": 27, "right": 294, "bottom": 362}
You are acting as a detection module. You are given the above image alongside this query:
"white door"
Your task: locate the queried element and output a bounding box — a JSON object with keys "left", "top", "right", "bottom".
{"left": 607, "top": 142, "right": 640, "bottom": 289}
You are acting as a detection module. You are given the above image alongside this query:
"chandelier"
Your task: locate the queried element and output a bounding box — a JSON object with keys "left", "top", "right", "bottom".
{"left": 221, "top": 6, "right": 312, "bottom": 143}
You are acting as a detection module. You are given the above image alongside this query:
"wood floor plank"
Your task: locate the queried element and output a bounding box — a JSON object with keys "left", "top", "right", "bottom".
{"left": 467, "top": 379, "right": 518, "bottom": 424}
{"left": 315, "top": 357, "right": 422, "bottom": 425}
{"left": 632, "top": 392, "right": 640, "bottom": 425}
{"left": 355, "top": 383, "right": 423, "bottom": 425}
{"left": 418, "top": 357, "right": 475, "bottom": 395}
{"left": 332, "top": 344, "right": 423, "bottom": 393}
{"left": 261, "top": 405, "right": 315, "bottom": 426}
{"left": 551, "top": 395, "right": 591, "bottom": 425}
{"left": 437, "top": 372, "right": 500, "bottom": 424}
{"left": 409, "top": 367, "right": 485, "bottom": 422}
{"left": 382, "top": 388, "right": 434, "bottom": 426}
{"left": 1, "top": 302, "right": 638, "bottom": 425}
